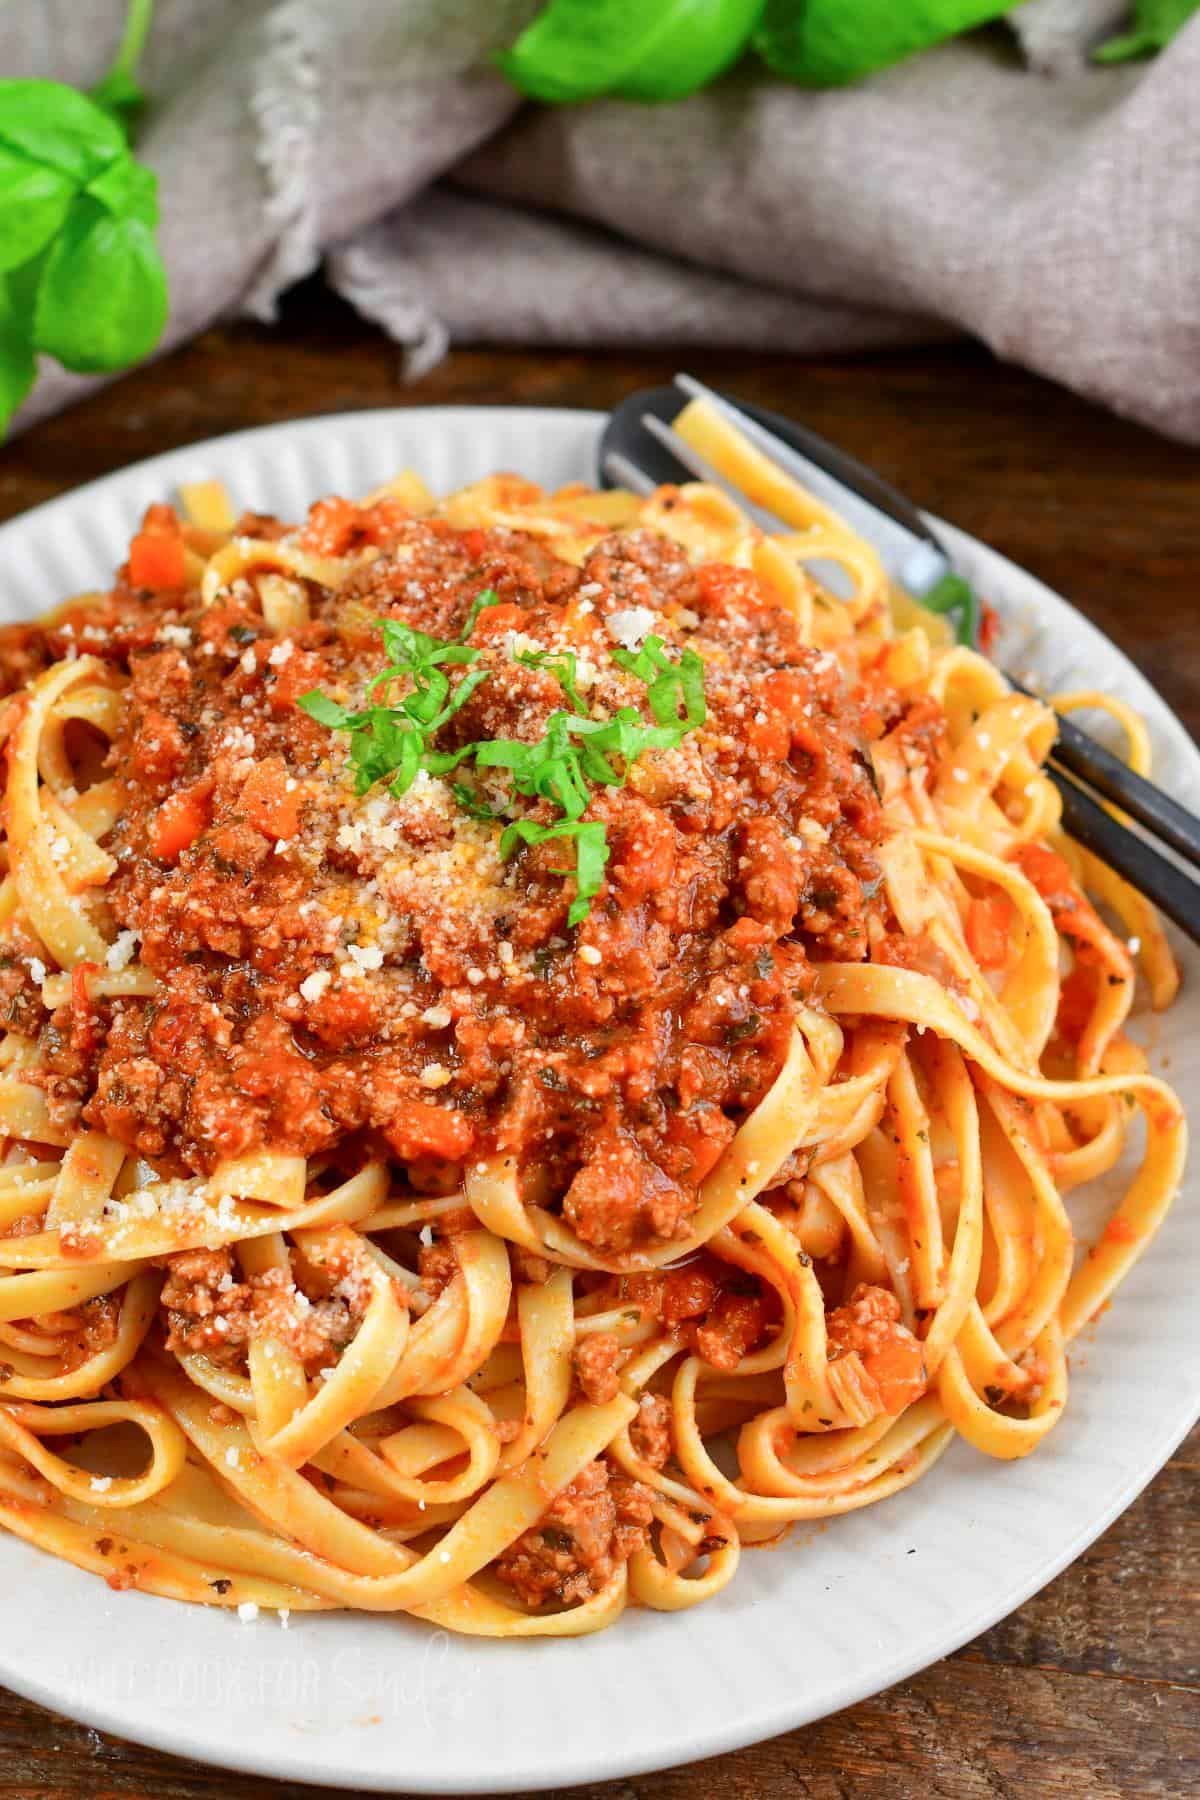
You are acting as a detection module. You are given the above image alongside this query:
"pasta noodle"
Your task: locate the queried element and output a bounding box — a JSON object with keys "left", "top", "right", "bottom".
{"left": 0, "top": 405, "right": 1184, "bottom": 1636}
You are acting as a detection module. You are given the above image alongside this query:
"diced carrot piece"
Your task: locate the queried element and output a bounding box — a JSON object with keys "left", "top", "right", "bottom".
{"left": 964, "top": 894, "right": 1014, "bottom": 969}
{"left": 128, "top": 528, "right": 186, "bottom": 592}
{"left": 864, "top": 1335, "right": 927, "bottom": 1415}
{"left": 239, "top": 758, "right": 301, "bottom": 841}
{"left": 152, "top": 783, "right": 212, "bottom": 861}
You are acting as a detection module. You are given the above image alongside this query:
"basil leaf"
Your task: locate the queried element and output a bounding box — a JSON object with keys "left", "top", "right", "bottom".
{"left": 612, "top": 635, "right": 707, "bottom": 731}
{"left": 451, "top": 782, "right": 501, "bottom": 822}
{"left": 920, "top": 570, "right": 979, "bottom": 648}
{"left": 1094, "top": 0, "right": 1199, "bottom": 62}
{"left": 85, "top": 154, "right": 158, "bottom": 227}
{"left": 430, "top": 662, "right": 491, "bottom": 726}
{"left": 0, "top": 147, "right": 76, "bottom": 273}
{"left": 0, "top": 80, "right": 125, "bottom": 184}
{"left": 88, "top": 67, "right": 147, "bottom": 139}
{"left": 499, "top": 817, "right": 610, "bottom": 925}
{"left": 460, "top": 587, "right": 502, "bottom": 639}
{"left": 298, "top": 691, "right": 354, "bottom": 728}
{"left": 755, "top": 0, "right": 1013, "bottom": 86}
{"left": 567, "top": 820, "right": 610, "bottom": 922}
{"left": 0, "top": 275, "right": 36, "bottom": 434}
{"left": 473, "top": 737, "right": 535, "bottom": 777}
{"left": 499, "top": 0, "right": 765, "bottom": 105}
{"left": 403, "top": 665, "right": 451, "bottom": 726}
{"left": 513, "top": 646, "right": 587, "bottom": 713}
{"left": 32, "top": 198, "right": 167, "bottom": 372}
{"left": 386, "top": 726, "right": 423, "bottom": 797}
{"left": 377, "top": 616, "right": 480, "bottom": 671}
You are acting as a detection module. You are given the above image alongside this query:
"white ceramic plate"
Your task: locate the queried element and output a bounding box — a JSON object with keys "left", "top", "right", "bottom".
{"left": 0, "top": 408, "right": 1196, "bottom": 1794}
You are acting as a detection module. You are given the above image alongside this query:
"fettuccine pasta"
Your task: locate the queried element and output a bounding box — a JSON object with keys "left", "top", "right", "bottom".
{"left": 0, "top": 401, "right": 1184, "bottom": 1635}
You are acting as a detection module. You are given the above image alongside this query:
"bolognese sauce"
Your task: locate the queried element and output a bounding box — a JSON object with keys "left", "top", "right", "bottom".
{"left": 2, "top": 498, "right": 894, "bottom": 1264}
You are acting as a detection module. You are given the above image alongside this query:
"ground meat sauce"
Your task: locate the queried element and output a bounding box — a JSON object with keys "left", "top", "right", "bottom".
{"left": 0, "top": 497, "right": 907, "bottom": 1260}
{"left": 493, "top": 1457, "right": 654, "bottom": 1607}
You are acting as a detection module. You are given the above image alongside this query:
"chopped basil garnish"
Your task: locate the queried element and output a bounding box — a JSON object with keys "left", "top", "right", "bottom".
{"left": 299, "top": 608, "right": 706, "bottom": 925}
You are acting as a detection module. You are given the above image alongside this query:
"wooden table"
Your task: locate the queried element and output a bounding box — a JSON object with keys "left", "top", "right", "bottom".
{"left": 1, "top": 289, "right": 1197, "bottom": 1800}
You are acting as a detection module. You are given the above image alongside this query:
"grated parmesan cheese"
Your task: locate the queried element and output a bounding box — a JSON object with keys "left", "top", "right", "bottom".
{"left": 606, "top": 606, "right": 656, "bottom": 651}
{"left": 105, "top": 930, "right": 139, "bottom": 971}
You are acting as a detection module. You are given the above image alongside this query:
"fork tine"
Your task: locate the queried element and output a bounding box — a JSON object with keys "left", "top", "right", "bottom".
{"left": 640, "top": 414, "right": 792, "bottom": 537}
{"left": 673, "top": 372, "right": 816, "bottom": 486}
{"left": 601, "top": 449, "right": 658, "bottom": 497}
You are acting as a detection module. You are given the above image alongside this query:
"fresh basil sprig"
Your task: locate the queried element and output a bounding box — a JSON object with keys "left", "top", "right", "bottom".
{"left": 498, "top": 0, "right": 767, "bottom": 104}
{"left": 500, "top": 0, "right": 1199, "bottom": 101}
{"left": 0, "top": 0, "right": 166, "bottom": 435}
{"left": 1094, "top": 0, "right": 1200, "bottom": 63}
{"left": 755, "top": 0, "right": 1013, "bottom": 86}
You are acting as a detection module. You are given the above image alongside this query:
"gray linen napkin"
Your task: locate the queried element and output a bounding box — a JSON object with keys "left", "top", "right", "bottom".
{"left": 4, "top": 1, "right": 1198, "bottom": 442}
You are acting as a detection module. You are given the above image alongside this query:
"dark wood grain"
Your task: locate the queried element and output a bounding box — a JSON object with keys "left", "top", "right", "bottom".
{"left": 0, "top": 288, "right": 1196, "bottom": 1800}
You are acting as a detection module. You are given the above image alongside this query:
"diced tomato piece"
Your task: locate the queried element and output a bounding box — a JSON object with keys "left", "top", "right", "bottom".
{"left": 1056, "top": 964, "right": 1095, "bottom": 1043}
{"left": 152, "top": 782, "right": 212, "bottom": 861}
{"left": 611, "top": 806, "right": 676, "bottom": 899}
{"left": 964, "top": 894, "right": 1014, "bottom": 969}
{"left": 273, "top": 649, "right": 332, "bottom": 713}
{"left": 302, "top": 983, "right": 380, "bottom": 1050}
{"left": 662, "top": 1101, "right": 736, "bottom": 1185}
{"left": 695, "top": 564, "right": 756, "bottom": 616}
{"left": 294, "top": 496, "right": 413, "bottom": 556}
{"left": 744, "top": 712, "right": 791, "bottom": 762}
{"left": 695, "top": 1289, "right": 775, "bottom": 1371}
{"left": 1013, "top": 843, "right": 1126, "bottom": 970}
{"left": 978, "top": 601, "right": 1001, "bottom": 657}
{"left": 661, "top": 1265, "right": 719, "bottom": 1328}
{"left": 70, "top": 958, "right": 101, "bottom": 1053}
{"left": 383, "top": 1099, "right": 475, "bottom": 1163}
{"left": 1014, "top": 843, "right": 1075, "bottom": 901}
{"left": 467, "top": 601, "right": 527, "bottom": 644}
{"left": 239, "top": 758, "right": 302, "bottom": 842}
{"left": 1102, "top": 1215, "right": 1138, "bottom": 1245}
{"left": 295, "top": 497, "right": 357, "bottom": 556}
{"left": 460, "top": 528, "right": 486, "bottom": 560}
{"left": 761, "top": 670, "right": 811, "bottom": 720}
